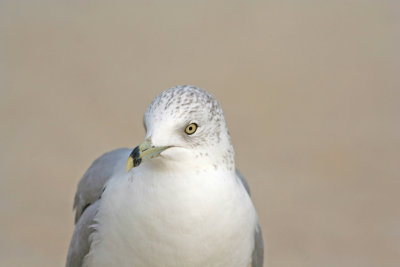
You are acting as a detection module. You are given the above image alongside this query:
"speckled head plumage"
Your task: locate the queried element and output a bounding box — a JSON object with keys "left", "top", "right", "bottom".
{"left": 146, "top": 85, "right": 227, "bottom": 140}
{"left": 146, "top": 85, "right": 223, "bottom": 126}
{"left": 127, "top": 85, "right": 235, "bottom": 172}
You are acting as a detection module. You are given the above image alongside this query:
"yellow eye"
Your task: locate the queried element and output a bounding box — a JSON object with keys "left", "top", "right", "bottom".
{"left": 185, "top": 123, "right": 198, "bottom": 135}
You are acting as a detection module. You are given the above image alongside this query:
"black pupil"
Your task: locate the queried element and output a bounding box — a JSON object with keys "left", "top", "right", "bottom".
{"left": 189, "top": 126, "right": 193, "bottom": 131}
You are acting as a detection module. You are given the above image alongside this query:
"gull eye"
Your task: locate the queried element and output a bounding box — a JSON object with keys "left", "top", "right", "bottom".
{"left": 185, "top": 123, "right": 198, "bottom": 135}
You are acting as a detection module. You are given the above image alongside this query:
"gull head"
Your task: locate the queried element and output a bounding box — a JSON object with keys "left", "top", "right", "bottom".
{"left": 126, "top": 85, "right": 235, "bottom": 172}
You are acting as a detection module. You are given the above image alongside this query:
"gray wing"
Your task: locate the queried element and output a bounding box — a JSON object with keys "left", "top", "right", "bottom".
{"left": 252, "top": 222, "right": 264, "bottom": 267}
{"left": 66, "top": 201, "right": 99, "bottom": 267}
{"left": 235, "top": 168, "right": 264, "bottom": 267}
{"left": 73, "top": 148, "right": 132, "bottom": 223}
{"left": 236, "top": 168, "right": 251, "bottom": 196}
{"left": 66, "top": 148, "right": 132, "bottom": 267}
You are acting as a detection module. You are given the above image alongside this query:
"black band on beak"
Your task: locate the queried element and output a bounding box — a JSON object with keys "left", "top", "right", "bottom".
{"left": 130, "top": 146, "right": 142, "bottom": 167}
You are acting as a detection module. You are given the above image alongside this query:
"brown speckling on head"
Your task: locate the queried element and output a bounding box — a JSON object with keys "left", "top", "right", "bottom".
{"left": 144, "top": 85, "right": 236, "bottom": 171}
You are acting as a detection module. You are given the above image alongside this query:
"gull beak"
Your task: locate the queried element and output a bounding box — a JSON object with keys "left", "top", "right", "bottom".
{"left": 126, "top": 138, "right": 169, "bottom": 171}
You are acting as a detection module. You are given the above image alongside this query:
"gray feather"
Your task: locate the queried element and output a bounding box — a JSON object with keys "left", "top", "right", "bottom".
{"left": 73, "top": 148, "right": 132, "bottom": 223}
{"left": 236, "top": 168, "right": 251, "bottom": 196}
{"left": 236, "top": 169, "right": 264, "bottom": 266}
{"left": 67, "top": 148, "right": 132, "bottom": 266}
{"left": 252, "top": 222, "right": 264, "bottom": 267}
{"left": 66, "top": 201, "right": 99, "bottom": 267}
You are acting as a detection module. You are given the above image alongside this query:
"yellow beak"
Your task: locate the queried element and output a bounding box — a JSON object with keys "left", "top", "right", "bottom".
{"left": 126, "top": 139, "right": 169, "bottom": 171}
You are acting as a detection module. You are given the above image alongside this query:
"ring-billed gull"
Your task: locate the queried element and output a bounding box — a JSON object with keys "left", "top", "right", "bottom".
{"left": 66, "top": 85, "right": 264, "bottom": 267}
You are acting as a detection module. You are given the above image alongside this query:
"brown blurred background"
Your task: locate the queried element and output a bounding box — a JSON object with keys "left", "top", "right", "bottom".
{"left": 1, "top": 0, "right": 399, "bottom": 266}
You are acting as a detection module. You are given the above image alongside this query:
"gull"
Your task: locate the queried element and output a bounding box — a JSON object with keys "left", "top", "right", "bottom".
{"left": 66, "top": 85, "right": 264, "bottom": 267}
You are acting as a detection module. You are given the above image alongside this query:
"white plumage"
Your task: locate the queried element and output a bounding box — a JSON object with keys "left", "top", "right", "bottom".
{"left": 67, "top": 85, "right": 264, "bottom": 267}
